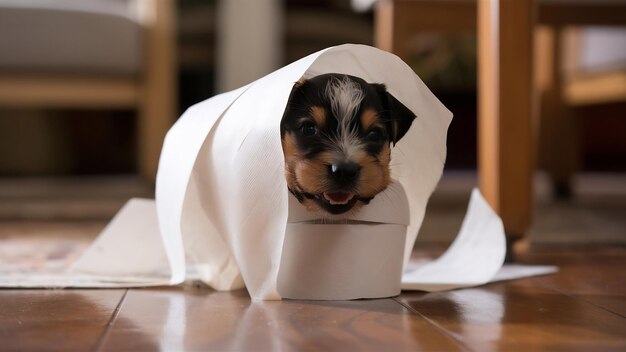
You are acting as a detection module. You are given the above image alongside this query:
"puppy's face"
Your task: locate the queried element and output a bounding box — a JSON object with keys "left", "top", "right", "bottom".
{"left": 280, "top": 73, "right": 416, "bottom": 215}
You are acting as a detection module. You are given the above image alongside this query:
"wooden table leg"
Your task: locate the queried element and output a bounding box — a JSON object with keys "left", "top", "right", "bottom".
{"left": 478, "top": 0, "right": 536, "bottom": 239}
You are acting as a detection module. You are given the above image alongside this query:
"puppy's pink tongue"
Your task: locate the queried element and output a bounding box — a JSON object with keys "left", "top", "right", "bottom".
{"left": 325, "top": 191, "right": 351, "bottom": 203}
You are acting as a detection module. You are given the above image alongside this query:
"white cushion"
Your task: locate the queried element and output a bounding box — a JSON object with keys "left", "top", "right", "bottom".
{"left": 0, "top": 0, "right": 142, "bottom": 76}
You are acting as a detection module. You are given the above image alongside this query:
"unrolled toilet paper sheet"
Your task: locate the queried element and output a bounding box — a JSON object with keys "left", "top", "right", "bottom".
{"left": 400, "top": 189, "right": 557, "bottom": 292}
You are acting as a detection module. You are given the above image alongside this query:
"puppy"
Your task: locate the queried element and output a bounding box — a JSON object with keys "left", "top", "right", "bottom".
{"left": 280, "top": 73, "right": 416, "bottom": 215}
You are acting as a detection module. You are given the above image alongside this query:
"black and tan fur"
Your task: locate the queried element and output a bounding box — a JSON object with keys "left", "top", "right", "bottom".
{"left": 280, "top": 73, "right": 416, "bottom": 215}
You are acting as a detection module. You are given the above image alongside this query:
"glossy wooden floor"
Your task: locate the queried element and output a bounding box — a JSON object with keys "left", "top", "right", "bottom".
{"left": 1, "top": 245, "right": 624, "bottom": 352}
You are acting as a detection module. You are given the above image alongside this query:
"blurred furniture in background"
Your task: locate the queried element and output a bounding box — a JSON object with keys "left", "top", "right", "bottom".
{"left": 0, "top": 0, "right": 177, "bottom": 181}
{"left": 375, "top": 0, "right": 626, "bottom": 239}
{"left": 538, "top": 26, "right": 626, "bottom": 198}
{"left": 214, "top": 0, "right": 373, "bottom": 93}
{"left": 216, "top": 0, "right": 283, "bottom": 93}
{"left": 176, "top": 0, "right": 373, "bottom": 108}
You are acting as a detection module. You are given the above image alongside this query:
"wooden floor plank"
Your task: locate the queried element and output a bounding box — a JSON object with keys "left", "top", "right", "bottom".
{"left": 515, "top": 245, "right": 626, "bottom": 316}
{"left": 574, "top": 294, "right": 626, "bottom": 318}
{"left": 98, "top": 288, "right": 462, "bottom": 351}
{"left": 0, "top": 289, "right": 126, "bottom": 351}
{"left": 398, "top": 278, "right": 626, "bottom": 351}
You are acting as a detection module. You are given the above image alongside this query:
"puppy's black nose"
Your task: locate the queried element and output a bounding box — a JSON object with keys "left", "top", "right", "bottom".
{"left": 328, "top": 162, "right": 361, "bottom": 185}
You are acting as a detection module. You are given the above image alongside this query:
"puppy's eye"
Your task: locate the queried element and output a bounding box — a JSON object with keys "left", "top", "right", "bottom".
{"left": 366, "top": 128, "right": 384, "bottom": 142}
{"left": 300, "top": 122, "right": 317, "bottom": 136}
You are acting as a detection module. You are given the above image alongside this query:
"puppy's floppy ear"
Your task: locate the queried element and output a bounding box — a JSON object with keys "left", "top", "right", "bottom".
{"left": 282, "top": 78, "right": 309, "bottom": 136}
{"left": 287, "top": 77, "right": 309, "bottom": 101}
{"left": 293, "top": 77, "right": 307, "bottom": 90}
{"left": 372, "top": 83, "right": 417, "bottom": 145}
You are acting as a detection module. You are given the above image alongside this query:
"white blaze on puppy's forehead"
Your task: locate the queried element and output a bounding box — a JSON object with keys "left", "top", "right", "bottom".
{"left": 325, "top": 76, "right": 364, "bottom": 130}
{"left": 325, "top": 76, "right": 366, "bottom": 161}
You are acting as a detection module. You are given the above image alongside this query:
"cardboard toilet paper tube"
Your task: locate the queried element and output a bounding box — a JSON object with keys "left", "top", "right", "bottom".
{"left": 278, "top": 180, "right": 410, "bottom": 300}
{"left": 278, "top": 223, "right": 406, "bottom": 300}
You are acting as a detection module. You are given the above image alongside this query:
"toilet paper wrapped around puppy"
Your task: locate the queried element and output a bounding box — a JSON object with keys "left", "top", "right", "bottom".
{"left": 156, "top": 44, "right": 453, "bottom": 300}
{"left": 63, "top": 44, "right": 518, "bottom": 300}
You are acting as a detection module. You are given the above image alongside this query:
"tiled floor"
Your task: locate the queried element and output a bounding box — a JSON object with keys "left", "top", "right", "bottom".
{"left": 0, "top": 173, "right": 624, "bottom": 351}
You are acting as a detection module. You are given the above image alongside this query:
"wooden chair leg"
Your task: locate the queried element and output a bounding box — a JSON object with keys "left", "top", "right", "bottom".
{"left": 138, "top": 91, "right": 174, "bottom": 183}
{"left": 538, "top": 27, "right": 580, "bottom": 199}
{"left": 138, "top": 0, "right": 177, "bottom": 183}
{"left": 478, "top": 0, "right": 535, "bottom": 239}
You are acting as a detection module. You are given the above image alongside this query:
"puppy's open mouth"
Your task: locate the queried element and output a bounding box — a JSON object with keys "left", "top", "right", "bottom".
{"left": 323, "top": 191, "right": 354, "bottom": 205}
{"left": 309, "top": 191, "right": 359, "bottom": 214}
